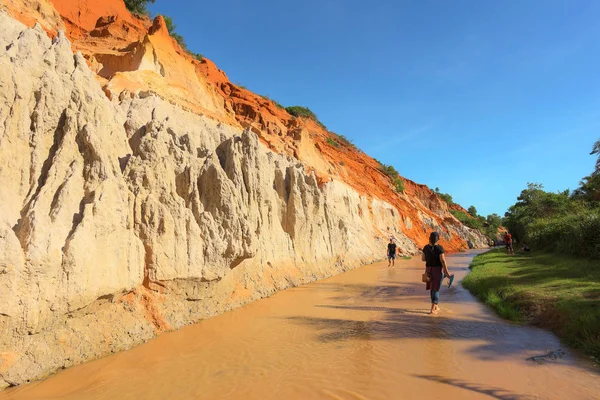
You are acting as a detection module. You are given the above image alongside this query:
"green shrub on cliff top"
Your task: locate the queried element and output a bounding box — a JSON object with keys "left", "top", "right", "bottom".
{"left": 433, "top": 187, "right": 455, "bottom": 205}
{"left": 377, "top": 162, "right": 399, "bottom": 179}
{"left": 285, "top": 106, "right": 317, "bottom": 120}
{"left": 439, "top": 193, "right": 454, "bottom": 205}
{"left": 451, "top": 210, "right": 484, "bottom": 230}
{"left": 124, "top": 0, "right": 155, "bottom": 16}
{"left": 285, "top": 106, "right": 327, "bottom": 129}
{"left": 394, "top": 177, "right": 405, "bottom": 193}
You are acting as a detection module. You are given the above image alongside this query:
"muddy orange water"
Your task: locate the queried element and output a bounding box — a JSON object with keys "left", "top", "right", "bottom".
{"left": 2, "top": 250, "right": 599, "bottom": 400}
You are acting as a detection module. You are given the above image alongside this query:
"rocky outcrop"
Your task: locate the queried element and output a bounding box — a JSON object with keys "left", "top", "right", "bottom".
{"left": 0, "top": 1, "right": 489, "bottom": 388}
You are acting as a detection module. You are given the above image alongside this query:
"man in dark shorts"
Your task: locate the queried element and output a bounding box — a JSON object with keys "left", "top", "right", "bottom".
{"left": 387, "top": 238, "right": 397, "bottom": 267}
{"left": 503, "top": 232, "right": 514, "bottom": 255}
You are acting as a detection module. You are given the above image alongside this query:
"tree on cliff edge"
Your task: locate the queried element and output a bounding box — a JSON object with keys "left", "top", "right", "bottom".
{"left": 467, "top": 205, "right": 478, "bottom": 217}
{"left": 124, "top": 0, "right": 155, "bottom": 16}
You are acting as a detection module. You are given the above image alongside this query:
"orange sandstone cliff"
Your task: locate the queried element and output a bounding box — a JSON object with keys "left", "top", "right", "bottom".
{"left": 0, "top": 0, "right": 488, "bottom": 388}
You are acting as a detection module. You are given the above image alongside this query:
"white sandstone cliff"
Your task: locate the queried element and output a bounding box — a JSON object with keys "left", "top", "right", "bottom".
{"left": 0, "top": 13, "right": 487, "bottom": 387}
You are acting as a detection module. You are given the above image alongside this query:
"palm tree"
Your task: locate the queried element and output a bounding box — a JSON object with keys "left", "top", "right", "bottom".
{"left": 591, "top": 138, "right": 600, "bottom": 175}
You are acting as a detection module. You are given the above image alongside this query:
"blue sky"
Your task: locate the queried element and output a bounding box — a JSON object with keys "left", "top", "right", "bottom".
{"left": 149, "top": 0, "right": 600, "bottom": 216}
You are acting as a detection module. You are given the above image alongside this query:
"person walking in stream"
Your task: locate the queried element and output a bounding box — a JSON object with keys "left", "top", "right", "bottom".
{"left": 387, "top": 237, "right": 397, "bottom": 267}
{"left": 421, "top": 231, "right": 454, "bottom": 315}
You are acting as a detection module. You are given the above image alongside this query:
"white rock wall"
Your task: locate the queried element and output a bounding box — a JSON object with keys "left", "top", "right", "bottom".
{"left": 0, "top": 14, "right": 411, "bottom": 387}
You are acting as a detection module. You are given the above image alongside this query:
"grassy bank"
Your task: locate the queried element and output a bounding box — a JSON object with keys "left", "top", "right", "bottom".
{"left": 462, "top": 249, "right": 600, "bottom": 360}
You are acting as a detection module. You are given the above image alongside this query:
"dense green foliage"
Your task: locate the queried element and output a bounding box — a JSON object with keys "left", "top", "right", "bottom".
{"left": 393, "top": 177, "right": 405, "bottom": 193}
{"left": 450, "top": 210, "right": 484, "bottom": 230}
{"left": 525, "top": 210, "right": 600, "bottom": 258}
{"left": 377, "top": 163, "right": 399, "bottom": 179}
{"left": 503, "top": 139, "right": 600, "bottom": 258}
{"left": 434, "top": 187, "right": 454, "bottom": 205}
{"left": 486, "top": 213, "right": 502, "bottom": 228}
{"left": 504, "top": 184, "right": 600, "bottom": 258}
{"left": 433, "top": 190, "right": 500, "bottom": 239}
{"left": 572, "top": 139, "right": 600, "bottom": 203}
{"left": 285, "top": 106, "right": 317, "bottom": 120}
{"left": 484, "top": 213, "right": 503, "bottom": 239}
{"left": 124, "top": 0, "right": 155, "bottom": 15}
{"left": 463, "top": 249, "right": 600, "bottom": 359}
{"left": 285, "top": 106, "right": 327, "bottom": 129}
{"left": 373, "top": 161, "right": 404, "bottom": 193}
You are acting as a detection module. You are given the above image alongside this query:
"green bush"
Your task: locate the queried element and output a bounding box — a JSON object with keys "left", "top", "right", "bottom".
{"left": 326, "top": 137, "right": 339, "bottom": 148}
{"left": 285, "top": 106, "right": 317, "bottom": 120}
{"left": 393, "top": 177, "right": 405, "bottom": 193}
{"left": 375, "top": 162, "right": 405, "bottom": 193}
{"left": 285, "top": 106, "right": 327, "bottom": 130}
{"left": 438, "top": 193, "right": 454, "bottom": 205}
{"left": 527, "top": 211, "right": 600, "bottom": 258}
{"left": 483, "top": 213, "right": 503, "bottom": 240}
{"left": 434, "top": 187, "right": 454, "bottom": 205}
{"left": 377, "top": 163, "right": 399, "bottom": 179}
{"left": 124, "top": 0, "right": 155, "bottom": 15}
{"left": 451, "top": 210, "right": 484, "bottom": 230}
{"left": 504, "top": 165, "right": 600, "bottom": 258}
{"left": 468, "top": 205, "right": 478, "bottom": 217}
{"left": 192, "top": 53, "right": 204, "bottom": 61}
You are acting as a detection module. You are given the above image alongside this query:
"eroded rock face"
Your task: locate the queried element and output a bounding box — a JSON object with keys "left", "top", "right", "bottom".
{"left": 0, "top": 16, "right": 145, "bottom": 332}
{"left": 0, "top": 14, "right": 420, "bottom": 387}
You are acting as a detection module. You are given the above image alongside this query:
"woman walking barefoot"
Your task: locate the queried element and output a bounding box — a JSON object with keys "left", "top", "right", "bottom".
{"left": 421, "top": 232, "right": 454, "bottom": 314}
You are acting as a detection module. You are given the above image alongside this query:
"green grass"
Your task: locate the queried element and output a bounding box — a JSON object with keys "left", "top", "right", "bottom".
{"left": 462, "top": 249, "right": 600, "bottom": 360}
{"left": 326, "top": 137, "right": 340, "bottom": 148}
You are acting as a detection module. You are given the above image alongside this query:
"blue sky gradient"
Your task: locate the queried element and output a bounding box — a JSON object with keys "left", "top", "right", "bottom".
{"left": 149, "top": 0, "right": 600, "bottom": 216}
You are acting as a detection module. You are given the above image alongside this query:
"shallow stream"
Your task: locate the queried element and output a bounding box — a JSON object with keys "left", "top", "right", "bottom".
{"left": 2, "top": 250, "right": 598, "bottom": 399}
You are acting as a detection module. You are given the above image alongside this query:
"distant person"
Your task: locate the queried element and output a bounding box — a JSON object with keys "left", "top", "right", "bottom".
{"left": 421, "top": 232, "right": 454, "bottom": 315}
{"left": 387, "top": 238, "right": 397, "bottom": 267}
{"left": 503, "top": 232, "right": 514, "bottom": 255}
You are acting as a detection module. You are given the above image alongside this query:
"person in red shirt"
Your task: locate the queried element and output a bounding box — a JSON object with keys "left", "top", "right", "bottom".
{"left": 503, "top": 232, "right": 514, "bottom": 255}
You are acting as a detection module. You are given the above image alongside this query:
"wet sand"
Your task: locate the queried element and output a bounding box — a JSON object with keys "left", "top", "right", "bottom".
{"left": 2, "top": 250, "right": 598, "bottom": 400}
